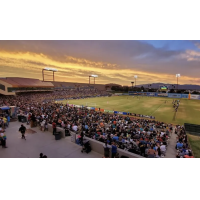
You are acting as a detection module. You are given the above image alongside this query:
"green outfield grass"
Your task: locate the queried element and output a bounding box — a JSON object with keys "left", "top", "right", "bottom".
{"left": 188, "top": 134, "right": 200, "bottom": 158}
{"left": 60, "top": 96, "right": 200, "bottom": 125}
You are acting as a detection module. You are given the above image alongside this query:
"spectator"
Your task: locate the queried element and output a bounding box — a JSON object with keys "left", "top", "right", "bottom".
{"left": 103, "top": 141, "right": 111, "bottom": 158}
{"left": 52, "top": 121, "right": 56, "bottom": 135}
{"left": 0, "top": 132, "right": 7, "bottom": 148}
{"left": 19, "top": 124, "right": 26, "bottom": 140}
{"left": 147, "top": 146, "right": 155, "bottom": 158}
{"left": 111, "top": 142, "right": 117, "bottom": 158}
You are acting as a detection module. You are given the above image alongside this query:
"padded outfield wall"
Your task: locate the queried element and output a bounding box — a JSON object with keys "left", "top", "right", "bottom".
{"left": 128, "top": 92, "right": 200, "bottom": 100}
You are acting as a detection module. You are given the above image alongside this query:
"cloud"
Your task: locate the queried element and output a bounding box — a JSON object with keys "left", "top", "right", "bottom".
{"left": 180, "top": 50, "right": 200, "bottom": 61}
{"left": 0, "top": 40, "right": 200, "bottom": 85}
{"left": 195, "top": 42, "right": 200, "bottom": 49}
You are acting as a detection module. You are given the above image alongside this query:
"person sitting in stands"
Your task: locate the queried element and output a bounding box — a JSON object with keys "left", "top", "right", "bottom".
{"left": 176, "top": 142, "right": 183, "bottom": 149}
{"left": 112, "top": 134, "right": 119, "bottom": 141}
{"left": 147, "top": 146, "right": 155, "bottom": 158}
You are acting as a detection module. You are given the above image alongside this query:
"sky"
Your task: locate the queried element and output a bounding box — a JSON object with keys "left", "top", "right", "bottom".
{"left": 0, "top": 40, "right": 200, "bottom": 86}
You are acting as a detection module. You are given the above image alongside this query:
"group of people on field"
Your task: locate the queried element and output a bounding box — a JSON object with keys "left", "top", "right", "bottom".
{"left": 172, "top": 99, "right": 180, "bottom": 112}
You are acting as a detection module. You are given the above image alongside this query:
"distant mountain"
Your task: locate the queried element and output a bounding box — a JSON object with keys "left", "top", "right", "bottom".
{"left": 137, "top": 83, "right": 200, "bottom": 90}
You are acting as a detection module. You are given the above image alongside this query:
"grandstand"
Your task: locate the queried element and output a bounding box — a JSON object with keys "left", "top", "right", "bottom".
{"left": 50, "top": 81, "right": 110, "bottom": 91}
{"left": 0, "top": 77, "right": 54, "bottom": 95}
{"left": 0, "top": 77, "right": 116, "bottom": 96}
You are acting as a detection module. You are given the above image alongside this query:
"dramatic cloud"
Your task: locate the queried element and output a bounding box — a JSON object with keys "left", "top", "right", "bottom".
{"left": 0, "top": 40, "right": 199, "bottom": 85}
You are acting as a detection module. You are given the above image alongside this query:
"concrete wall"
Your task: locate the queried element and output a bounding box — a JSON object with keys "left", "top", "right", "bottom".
{"left": 40, "top": 124, "right": 143, "bottom": 158}
{"left": 84, "top": 137, "right": 143, "bottom": 158}
{"left": 0, "top": 79, "right": 15, "bottom": 95}
{"left": 47, "top": 124, "right": 65, "bottom": 138}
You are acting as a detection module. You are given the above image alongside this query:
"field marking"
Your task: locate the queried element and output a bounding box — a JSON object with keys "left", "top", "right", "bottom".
{"left": 149, "top": 103, "right": 164, "bottom": 116}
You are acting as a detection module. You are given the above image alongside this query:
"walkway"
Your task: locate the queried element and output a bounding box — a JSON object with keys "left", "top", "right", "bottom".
{"left": 0, "top": 121, "right": 102, "bottom": 158}
{"left": 165, "top": 128, "right": 177, "bottom": 158}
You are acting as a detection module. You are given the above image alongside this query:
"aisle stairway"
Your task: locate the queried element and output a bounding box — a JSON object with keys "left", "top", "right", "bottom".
{"left": 165, "top": 128, "right": 177, "bottom": 158}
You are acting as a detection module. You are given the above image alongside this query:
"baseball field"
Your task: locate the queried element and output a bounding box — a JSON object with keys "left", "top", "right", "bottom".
{"left": 60, "top": 96, "right": 200, "bottom": 125}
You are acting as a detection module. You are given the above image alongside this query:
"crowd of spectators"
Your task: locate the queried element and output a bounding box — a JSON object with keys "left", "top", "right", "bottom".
{"left": 0, "top": 115, "right": 9, "bottom": 148}
{"left": 175, "top": 125, "right": 194, "bottom": 158}
{"left": 0, "top": 89, "right": 194, "bottom": 158}
{"left": 0, "top": 89, "right": 110, "bottom": 106}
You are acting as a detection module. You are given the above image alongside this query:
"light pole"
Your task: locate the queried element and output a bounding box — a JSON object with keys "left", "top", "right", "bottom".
{"left": 89, "top": 76, "right": 92, "bottom": 85}
{"left": 176, "top": 74, "right": 181, "bottom": 90}
{"left": 42, "top": 68, "right": 58, "bottom": 82}
{"left": 134, "top": 75, "right": 138, "bottom": 87}
{"left": 131, "top": 82, "right": 134, "bottom": 91}
{"left": 90, "top": 74, "right": 98, "bottom": 85}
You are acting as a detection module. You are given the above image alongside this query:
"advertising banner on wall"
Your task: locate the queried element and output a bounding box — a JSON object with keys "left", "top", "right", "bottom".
{"left": 129, "top": 92, "right": 138, "bottom": 95}
{"left": 181, "top": 94, "right": 189, "bottom": 98}
{"left": 190, "top": 95, "right": 200, "bottom": 99}
{"left": 157, "top": 93, "right": 168, "bottom": 97}
{"left": 105, "top": 110, "right": 114, "bottom": 113}
{"left": 122, "top": 93, "right": 129, "bottom": 95}
{"left": 148, "top": 93, "right": 156, "bottom": 96}
{"left": 168, "top": 93, "right": 182, "bottom": 98}
{"left": 74, "top": 105, "right": 81, "bottom": 108}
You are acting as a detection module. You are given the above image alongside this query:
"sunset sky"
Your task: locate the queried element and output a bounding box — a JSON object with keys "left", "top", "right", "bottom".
{"left": 0, "top": 40, "right": 200, "bottom": 86}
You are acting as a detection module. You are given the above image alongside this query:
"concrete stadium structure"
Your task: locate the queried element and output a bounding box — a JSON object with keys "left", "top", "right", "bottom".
{"left": 0, "top": 77, "right": 120, "bottom": 95}
{"left": 0, "top": 77, "right": 54, "bottom": 95}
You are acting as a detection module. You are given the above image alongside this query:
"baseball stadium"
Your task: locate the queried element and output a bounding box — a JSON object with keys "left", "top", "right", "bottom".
{"left": 0, "top": 71, "right": 200, "bottom": 158}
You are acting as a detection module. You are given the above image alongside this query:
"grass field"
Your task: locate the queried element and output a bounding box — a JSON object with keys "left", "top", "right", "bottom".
{"left": 60, "top": 96, "right": 200, "bottom": 125}
{"left": 188, "top": 134, "right": 200, "bottom": 158}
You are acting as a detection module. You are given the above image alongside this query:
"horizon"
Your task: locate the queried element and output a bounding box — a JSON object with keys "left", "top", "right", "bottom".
{"left": 0, "top": 40, "right": 200, "bottom": 86}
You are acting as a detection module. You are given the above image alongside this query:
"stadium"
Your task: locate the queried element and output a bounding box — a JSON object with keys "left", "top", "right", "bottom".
{"left": 0, "top": 70, "right": 199, "bottom": 158}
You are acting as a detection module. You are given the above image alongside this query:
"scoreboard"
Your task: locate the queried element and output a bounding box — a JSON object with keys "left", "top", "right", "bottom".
{"left": 159, "top": 85, "right": 168, "bottom": 91}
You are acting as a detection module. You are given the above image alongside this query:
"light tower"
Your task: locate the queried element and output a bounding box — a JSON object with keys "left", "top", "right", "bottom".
{"left": 131, "top": 82, "right": 134, "bottom": 90}
{"left": 134, "top": 75, "right": 138, "bottom": 87}
{"left": 89, "top": 74, "right": 98, "bottom": 85}
{"left": 176, "top": 74, "right": 181, "bottom": 90}
{"left": 42, "top": 68, "right": 58, "bottom": 82}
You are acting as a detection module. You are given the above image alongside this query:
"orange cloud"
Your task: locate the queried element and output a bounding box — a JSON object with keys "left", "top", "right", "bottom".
{"left": 0, "top": 50, "right": 199, "bottom": 85}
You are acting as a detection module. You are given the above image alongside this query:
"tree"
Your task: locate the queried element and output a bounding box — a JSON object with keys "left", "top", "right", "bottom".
{"left": 170, "top": 89, "right": 175, "bottom": 93}
{"left": 111, "top": 86, "right": 120, "bottom": 91}
{"left": 192, "top": 91, "right": 200, "bottom": 94}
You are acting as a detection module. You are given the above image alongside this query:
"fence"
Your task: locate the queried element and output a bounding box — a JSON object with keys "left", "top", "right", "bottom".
{"left": 128, "top": 92, "right": 200, "bottom": 100}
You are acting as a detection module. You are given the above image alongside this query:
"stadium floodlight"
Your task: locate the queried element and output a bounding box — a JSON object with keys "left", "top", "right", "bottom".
{"left": 44, "top": 67, "right": 58, "bottom": 72}
{"left": 134, "top": 75, "right": 138, "bottom": 87}
{"left": 42, "top": 68, "right": 58, "bottom": 81}
{"left": 131, "top": 82, "right": 134, "bottom": 90}
{"left": 89, "top": 74, "right": 98, "bottom": 85}
{"left": 91, "top": 74, "right": 98, "bottom": 78}
{"left": 176, "top": 74, "right": 181, "bottom": 90}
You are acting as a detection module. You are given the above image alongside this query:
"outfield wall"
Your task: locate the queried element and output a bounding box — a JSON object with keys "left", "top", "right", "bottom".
{"left": 128, "top": 92, "right": 200, "bottom": 100}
